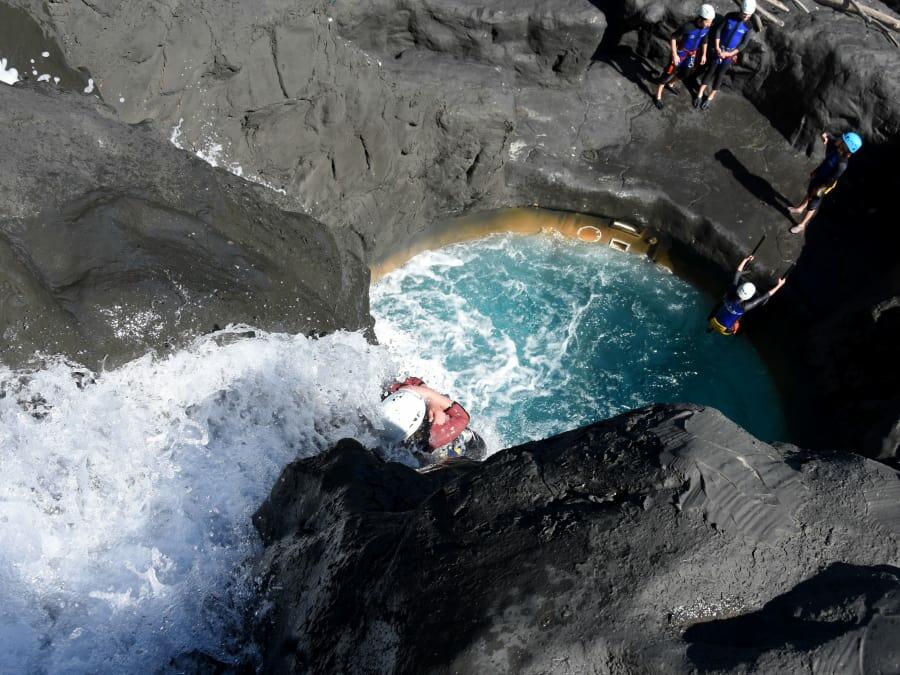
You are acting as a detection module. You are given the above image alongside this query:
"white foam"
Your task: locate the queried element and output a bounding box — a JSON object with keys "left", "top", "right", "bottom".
{"left": 41, "top": 51, "right": 50, "bottom": 58}
{"left": 0, "top": 327, "right": 423, "bottom": 672}
{"left": 36, "top": 73, "right": 50, "bottom": 82}
{"left": 0, "top": 57, "right": 19, "bottom": 85}
{"left": 83, "top": 78, "right": 94, "bottom": 94}
{"left": 169, "top": 118, "right": 287, "bottom": 195}
{"left": 371, "top": 233, "right": 710, "bottom": 446}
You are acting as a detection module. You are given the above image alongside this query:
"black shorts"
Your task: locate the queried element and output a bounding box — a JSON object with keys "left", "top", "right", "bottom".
{"left": 805, "top": 179, "right": 836, "bottom": 211}
{"left": 702, "top": 57, "right": 734, "bottom": 91}
{"left": 659, "top": 50, "right": 697, "bottom": 82}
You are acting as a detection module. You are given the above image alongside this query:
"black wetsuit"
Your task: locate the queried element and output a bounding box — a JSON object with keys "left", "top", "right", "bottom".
{"left": 660, "top": 21, "right": 710, "bottom": 81}
{"left": 805, "top": 135, "right": 848, "bottom": 210}
{"left": 709, "top": 267, "right": 773, "bottom": 334}
{"left": 702, "top": 12, "right": 754, "bottom": 91}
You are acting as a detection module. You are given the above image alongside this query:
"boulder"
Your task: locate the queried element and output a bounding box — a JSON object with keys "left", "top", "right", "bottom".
{"left": 0, "top": 83, "right": 371, "bottom": 368}
{"left": 3, "top": 0, "right": 898, "bottom": 451}
{"left": 252, "top": 405, "right": 900, "bottom": 673}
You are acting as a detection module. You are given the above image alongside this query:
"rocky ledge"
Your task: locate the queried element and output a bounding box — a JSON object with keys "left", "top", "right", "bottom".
{"left": 252, "top": 405, "right": 900, "bottom": 673}
{"left": 3, "top": 0, "right": 898, "bottom": 455}
{"left": 0, "top": 82, "right": 371, "bottom": 369}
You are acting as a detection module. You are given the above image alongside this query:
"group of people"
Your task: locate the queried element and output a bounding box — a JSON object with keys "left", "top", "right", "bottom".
{"left": 653, "top": 1, "right": 863, "bottom": 333}
{"left": 378, "top": 3, "right": 867, "bottom": 457}
{"left": 654, "top": 0, "right": 755, "bottom": 111}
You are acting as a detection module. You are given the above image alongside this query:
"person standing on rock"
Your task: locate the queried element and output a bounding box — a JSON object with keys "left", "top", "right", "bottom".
{"left": 708, "top": 254, "right": 786, "bottom": 335}
{"left": 694, "top": 0, "right": 757, "bottom": 110}
{"left": 788, "top": 131, "right": 862, "bottom": 234}
{"left": 653, "top": 4, "right": 716, "bottom": 110}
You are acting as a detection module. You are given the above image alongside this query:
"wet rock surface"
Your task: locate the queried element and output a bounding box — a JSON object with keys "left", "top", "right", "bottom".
{"left": 252, "top": 405, "right": 900, "bottom": 673}
{"left": 5, "top": 0, "right": 897, "bottom": 454}
{"left": 0, "top": 83, "right": 371, "bottom": 368}
{"left": 1, "top": 0, "right": 900, "bottom": 671}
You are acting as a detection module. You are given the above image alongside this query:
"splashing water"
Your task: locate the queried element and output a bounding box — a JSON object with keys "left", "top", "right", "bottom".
{"left": 0, "top": 327, "right": 420, "bottom": 672}
{"left": 371, "top": 233, "right": 788, "bottom": 448}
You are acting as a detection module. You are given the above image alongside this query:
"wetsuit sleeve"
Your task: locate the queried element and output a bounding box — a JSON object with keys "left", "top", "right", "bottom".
{"left": 732, "top": 268, "right": 745, "bottom": 287}
{"left": 743, "top": 292, "right": 772, "bottom": 312}
{"left": 428, "top": 402, "right": 470, "bottom": 450}
{"left": 735, "top": 23, "right": 753, "bottom": 51}
{"left": 712, "top": 18, "right": 726, "bottom": 43}
{"left": 669, "top": 24, "right": 688, "bottom": 41}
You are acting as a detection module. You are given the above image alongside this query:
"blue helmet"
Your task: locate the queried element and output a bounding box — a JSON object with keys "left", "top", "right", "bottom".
{"left": 842, "top": 131, "right": 863, "bottom": 154}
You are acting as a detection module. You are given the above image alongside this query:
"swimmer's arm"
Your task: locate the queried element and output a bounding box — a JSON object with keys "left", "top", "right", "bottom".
{"left": 400, "top": 385, "right": 454, "bottom": 424}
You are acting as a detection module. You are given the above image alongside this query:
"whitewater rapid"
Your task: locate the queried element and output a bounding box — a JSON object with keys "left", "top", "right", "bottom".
{"left": 1, "top": 233, "right": 787, "bottom": 672}
{"left": 0, "top": 328, "right": 431, "bottom": 672}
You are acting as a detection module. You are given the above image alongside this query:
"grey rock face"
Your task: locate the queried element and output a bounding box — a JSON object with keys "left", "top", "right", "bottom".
{"left": 252, "top": 405, "right": 900, "bottom": 673}
{"left": 0, "top": 84, "right": 371, "bottom": 368}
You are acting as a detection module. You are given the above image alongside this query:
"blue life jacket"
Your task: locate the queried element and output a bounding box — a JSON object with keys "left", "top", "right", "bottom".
{"left": 714, "top": 297, "right": 745, "bottom": 332}
{"left": 682, "top": 24, "right": 710, "bottom": 53}
{"left": 721, "top": 16, "right": 750, "bottom": 51}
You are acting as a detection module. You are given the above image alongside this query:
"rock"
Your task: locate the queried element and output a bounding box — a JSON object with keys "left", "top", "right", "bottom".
{"left": 251, "top": 405, "right": 900, "bottom": 673}
{"left": 2, "top": 0, "right": 897, "bottom": 452}
{"left": 0, "top": 83, "right": 372, "bottom": 369}
{"left": 0, "top": 2, "right": 89, "bottom": 92}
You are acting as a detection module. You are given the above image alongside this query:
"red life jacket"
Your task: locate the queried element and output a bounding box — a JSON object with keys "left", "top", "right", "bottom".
{"left": 387, "top": 377, "right": 470, "bottom": 451}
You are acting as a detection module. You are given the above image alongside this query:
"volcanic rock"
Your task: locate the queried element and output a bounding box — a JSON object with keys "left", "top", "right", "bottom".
{"left": 252, "top": 405, "right": 900, "bottom": 673}
{"left": 8, "top": 0, "right": 897, "bottom": 455}
{"left": 0, "top": 83, "right": 371, "bottom": 368}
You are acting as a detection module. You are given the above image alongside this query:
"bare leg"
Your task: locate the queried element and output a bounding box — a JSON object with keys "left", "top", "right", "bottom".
{"left": 706, "top": 89, "right": 719, "bottom": 101}
{"left": 790, "top": 208, "right": 817, "bottom": 234}
{"left": 788, "top": 197, "right": 809, "bottom": 215}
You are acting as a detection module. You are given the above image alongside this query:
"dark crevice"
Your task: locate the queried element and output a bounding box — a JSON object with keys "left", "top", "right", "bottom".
{"left": 551, "top": 51, "right": 567, "bottom": 74}
{"left": 269, "top": 28, "right": 290, "bottom": 99}
{"left": 358, "top": 135, "right": 371, "bottom": 172}
{"left": 465, "top": 149, "right": 482, "bottom": 185}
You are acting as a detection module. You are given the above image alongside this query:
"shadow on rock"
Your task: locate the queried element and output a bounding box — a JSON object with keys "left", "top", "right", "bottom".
{"left": 596, "top": 46, "right": 658, "bottom": 99}
{"left": 684, "top": 562, "right": 900, "bottom": 672}
{"left": 714, "top": 148, "right": 792, "bottom": 219}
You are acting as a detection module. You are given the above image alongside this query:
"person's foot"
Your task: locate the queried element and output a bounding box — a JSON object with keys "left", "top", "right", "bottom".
{"left": 693, "top": 96, "right": 702, "bottom": 109}
{"left": 790, "top": 224, "right": 806, "bottom": 234}
{"left": 700, "top": 99, "right": 711, "bottom": 110}
{"left": 654, "top": 98, "right": 664, "bottom": 110}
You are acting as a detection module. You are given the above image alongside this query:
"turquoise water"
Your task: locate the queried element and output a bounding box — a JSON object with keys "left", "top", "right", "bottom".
{"left": 370, "top": 233, "right": 787, "bottom": 449}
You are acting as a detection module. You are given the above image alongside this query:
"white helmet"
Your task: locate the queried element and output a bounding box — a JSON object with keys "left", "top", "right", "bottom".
{"left": 737, "top": 282, "right": 757, "bottom": 301}
{"left": 699, "top": 4, "right": 716, "bottom": 20}
{"left": 381, "top": 389, "right": 426, "bottom": 442}
{"left": 741, "top": 0, "right": 757, "bottom": 14}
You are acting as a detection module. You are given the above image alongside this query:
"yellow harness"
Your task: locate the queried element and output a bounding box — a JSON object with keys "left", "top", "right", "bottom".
{"left": 708, "top": 316, "right": 739, "bottom": 336}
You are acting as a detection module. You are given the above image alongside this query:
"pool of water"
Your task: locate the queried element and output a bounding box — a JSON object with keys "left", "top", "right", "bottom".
{"left": 371, "top": 233, "right": 788, "bottom": 447}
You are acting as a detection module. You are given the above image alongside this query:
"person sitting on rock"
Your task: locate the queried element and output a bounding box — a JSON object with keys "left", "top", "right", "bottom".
{"left": 694, "top": 0, "right": 756, "bottom": 110}
{"left": 380, "top": 376, "right": 486, "bottom": 461}
{"left": 653, "top": 4, "right": 715, "bottom": 110}
{"left": 708, "top": 254, "right": 786, "bottom": 335}
{"left": 788, "top": 131, "right": 862, "bottom": 234}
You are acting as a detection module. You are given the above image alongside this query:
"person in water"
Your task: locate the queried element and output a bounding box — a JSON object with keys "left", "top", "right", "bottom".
{"left": 694, "top": 0, "right": 756, "bottom": 111}
{"left": 381, "top": 376, "right": 486, "bottom": 460}
{"left": 653, "top": 4, "right": 715, "bottom": 110}
{"left": 708, "top": 254, "right": 786, "bottom": 335}
{"left": 788, "top": 131, "right": 862, "bottom": 234}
